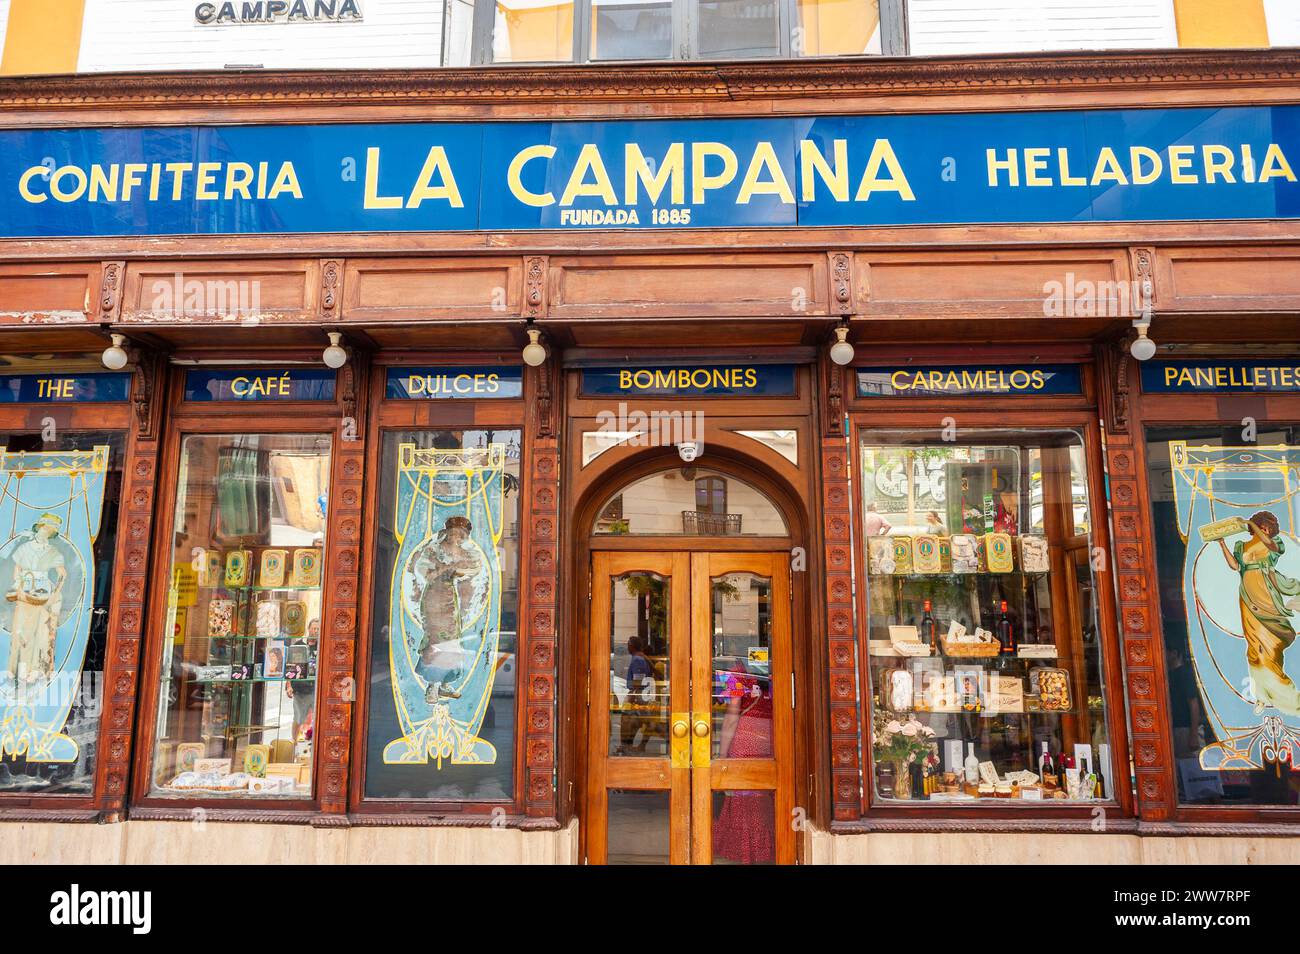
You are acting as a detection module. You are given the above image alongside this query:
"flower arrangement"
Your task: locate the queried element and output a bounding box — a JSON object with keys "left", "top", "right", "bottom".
{"left": 872, "top": 715, "right": 936, "bottom": 766}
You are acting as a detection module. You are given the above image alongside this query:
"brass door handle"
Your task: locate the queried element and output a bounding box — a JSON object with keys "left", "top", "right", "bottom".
{"left": 672, "top": 720, "right": 689, "bottom": 739}
{"left": 693, "top": 720, "right": 710, "bottom": 738}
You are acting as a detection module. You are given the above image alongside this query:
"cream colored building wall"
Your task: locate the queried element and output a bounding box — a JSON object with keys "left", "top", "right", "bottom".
{"left": 5, "top": 820, "right": 1294, "bottom": 864}
{"left": 2, "top": 819, "right": 580, "bottom": 865}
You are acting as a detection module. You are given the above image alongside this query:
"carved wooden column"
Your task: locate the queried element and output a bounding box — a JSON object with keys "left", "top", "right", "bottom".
{"left": 523, "top": 358, "right": 560, "bottom": 820}
{"left": 95, "top": 340, "right": 164, "bottom": 820}
{"left": 820, "top": 346, "right": 862, "bottom": 821}
{"left": 1097, "top": 339, "right": 1176, "bottom": 822}
{"left": 316, "top": 354, "right": 369, "bottom": 820}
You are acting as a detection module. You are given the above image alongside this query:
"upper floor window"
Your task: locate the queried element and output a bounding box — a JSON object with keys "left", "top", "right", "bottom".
{"left": 471, "top": 0, "right": 887, "bottom": 63}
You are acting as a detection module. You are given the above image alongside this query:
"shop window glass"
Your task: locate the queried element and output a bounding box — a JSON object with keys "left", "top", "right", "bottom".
{"left": 591, "top": 0, "right": 673, "bottom": 59}
{"left": 1145, "top": 425, "right": 1300, "bottom": 807}
{"left": 364, "top": 430, "right": 521, "bottom": 801}
{"left": 0, "top": 431, "right": 121, "bottom": 796}
{"left": 795, "top": 0, "right": 880, "bottom": 56}
{"left": 152, "top": 434, "right": 331, "bottom": 798}
{"left": 697, "top": 0, "right": 781, "bottom": 58}
{"left": 860, "top": 429, "right": 1114, "bottom": 804}
{"left": 593, "top": 468, "right": 787, "bottom": 536}
{"left": 493, "top": 0, "right": 576, "bottom": 62}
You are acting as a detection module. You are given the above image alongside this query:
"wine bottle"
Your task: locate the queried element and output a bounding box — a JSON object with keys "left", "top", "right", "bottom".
{"left": 996, "top": 599, "right": 1017, "bottom": 657}
{"left": 1038, "top": 742, "right": 1052, "bottom": 783}
{"left": 964, "top": 743, "right": 980, "bottom": 785}
{"left": 920, "top": 599, "right": 937, "bottom": 646}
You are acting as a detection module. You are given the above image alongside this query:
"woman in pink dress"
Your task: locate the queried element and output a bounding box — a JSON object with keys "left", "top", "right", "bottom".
{"left": 711, "top": 668, "right": 775, "bottom": 864}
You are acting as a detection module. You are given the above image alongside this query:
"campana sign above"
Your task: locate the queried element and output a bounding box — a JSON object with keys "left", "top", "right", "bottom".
{"left": 184, "top": 368, "right": 336, "bottom": 401}
{"left": 386, "top": 367, "right": 523, "bottom": 400}
{"left": 582, "top": 365, "right": 797, "bottom": 397}
{"left": 5, "top": 105, "right": 1299, "bottom": 237}
{"left": 0, "top": 373, "right": 130, "bottom": 403}
{"left": 1141, "top": 360, "right": 1300, "bottom": 393}
{"left": 857, "top": 364, "right": 1084, "bottom": 397}
{"left": 196, "top": 0, "right": 362, "bottom": 25}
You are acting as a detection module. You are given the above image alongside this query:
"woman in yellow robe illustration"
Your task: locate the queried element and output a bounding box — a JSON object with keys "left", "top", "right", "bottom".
{"left": 1218, "top": 510, "right": 1300, "bottom": 715}
{"left": 5, "top": 513, "right": 67, "bottom": 687}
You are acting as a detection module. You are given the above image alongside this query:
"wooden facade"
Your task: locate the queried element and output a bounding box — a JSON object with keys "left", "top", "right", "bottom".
{"left": 1, "top": 48, "right": 1299, "bottom": 855}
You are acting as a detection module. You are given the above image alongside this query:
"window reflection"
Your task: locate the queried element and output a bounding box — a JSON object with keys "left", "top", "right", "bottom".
{"left": 795, "top": 0, "right": 880, "bottom": 56}
{"left": 609, "top": 573, "right": 670, "bottom": 757}
{"left": 153, "top": 434, "right": 331, "bottom": 799}
{"left": 697, "top": 0, "right": 781, "bottom": 58}
{"left": 711, "top": 573, "right": 773, "bottom": 760}
{"left": 594, "top": 468, "right": 787, "bottom": 536}
{"left": 493, "top": 0, "right": 575, "bottom": 62}
{"left": 592, "top": 0, "right": 673, "bottom": 59}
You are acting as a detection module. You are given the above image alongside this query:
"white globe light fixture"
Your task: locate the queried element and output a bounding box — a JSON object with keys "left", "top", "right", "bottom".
{"left": 522, "top": 327, "right": 547, "bottom": 367}
{"left": 829, "top": 323, "right": 855, "bottom": 366}
{"left": 322, "top": 332, "right": 348, "bottom": 369}
{"left": 1130, "top": 318, "right": 1157, "bottom": 362}
{"left": 101, "top": 334, "right": 129, "bottom": 371}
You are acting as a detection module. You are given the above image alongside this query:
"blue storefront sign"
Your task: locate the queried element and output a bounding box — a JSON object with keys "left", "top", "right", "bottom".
{"left": 3, "top": 105, "right": 1297, "bottom": 237}
{"left": 0, "top": 372, "right": 130, "bottom": 403}
{"left": 1140, "top": 360, "right": 1300, "bottom": 393}
{"left": 184, "top": 368, "right": 336, "bottom": 401}
{"left": 582, "top": 364, "right": 797, "bottom": 397}
{"left": 385, "top": 366, "right": 523, "bottom": 399}
{"left": 856, "top": 364, "right": 1083, "bottom": 397}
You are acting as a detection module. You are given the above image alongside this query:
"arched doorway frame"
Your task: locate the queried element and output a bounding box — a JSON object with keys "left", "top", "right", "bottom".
{"left": 566, "top": 431, "right": 820, "bottom": 863}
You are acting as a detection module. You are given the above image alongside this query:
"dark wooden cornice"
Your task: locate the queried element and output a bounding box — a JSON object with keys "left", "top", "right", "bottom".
{"left": 1, "top": 47, "right": 1299, "bottom": 113}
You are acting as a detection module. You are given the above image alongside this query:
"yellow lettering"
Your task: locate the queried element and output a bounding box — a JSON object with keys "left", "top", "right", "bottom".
{"left": 508, "top": 145, "right": 557, "bottom": 208}
{"left": 624, "top": 143, "right": 684, "bottom": 206}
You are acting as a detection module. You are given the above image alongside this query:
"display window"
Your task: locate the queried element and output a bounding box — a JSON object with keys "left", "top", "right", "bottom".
{"left": 1145, "top": 424, "right": 1300, "bottom": 808}
{"left": 362, "top": 429, "right": 522, "bottom": 802}
{"left": 150, "top": 433, "right": 332, "bottom": 799}
{"left": 859, "top": 428, "right": 1116, "bottom": 805}
{"left": 0, "top": 429, "right": 122, "bottom": 797}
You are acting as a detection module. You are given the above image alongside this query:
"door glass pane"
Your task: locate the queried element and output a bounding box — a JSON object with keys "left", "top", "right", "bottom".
{"left": 698, "top": 0, "right": 780, "bottom": 59}
{"left": 609, "top": 572, "right": 670, "bottom": 757}
{"left": 493, "top": 0, "right": 575, "bottom": 62}
{"left": 608, "top": 789, "right": 670, "bottom": 864}
{"left": 152, "top": 434, "right": 331, "bottom": 798}
{"left": 711, "top": 790, "right": 775, "bottom": 864}
{"left": 591, "top": 0, "right": 672, "bottom": 60}
{"left": 364, "top": 430, "right": 521, "bottom": 802}
{"left": 0, "top": 431, "right": 122, "bottom": 796}
{"left": 711, "top": 573, "right": 773, "bottom": 759}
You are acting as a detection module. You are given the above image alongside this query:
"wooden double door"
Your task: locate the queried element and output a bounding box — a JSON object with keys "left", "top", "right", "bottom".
{"left": 586, "top": 551, "right": 794, "bottom": 864}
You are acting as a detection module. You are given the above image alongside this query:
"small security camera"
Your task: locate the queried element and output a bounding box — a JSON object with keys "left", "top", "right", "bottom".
{"left": 678, "top": 441, "right": 702, "bottom": 463}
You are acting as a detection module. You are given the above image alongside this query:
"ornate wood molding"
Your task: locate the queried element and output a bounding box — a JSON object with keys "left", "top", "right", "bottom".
{"left": 523, "top": 256, "right": 548, "bottom": 321}
{"left": 1101, "top": 377, "right": 1176, "bottom": 823}
{"left": 821, "top": 437, "right": 862, "bottom": 821}
{"left": 317, "top": 355, "right": 369, "bottom": 815}
{"left": 320, "top": 258, "right": 342, "bottom": 320}
{"left": 523, "top": 360, "right": 560, "bottom": 819}
{"left": 99, "top": 261, "right": 124, "bottom": 322}
{"left": 3, "top": 49, "right": 1299, "bottom": 111}
{"left": 94, "top": 363, "right": 164, "bottom": 818}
